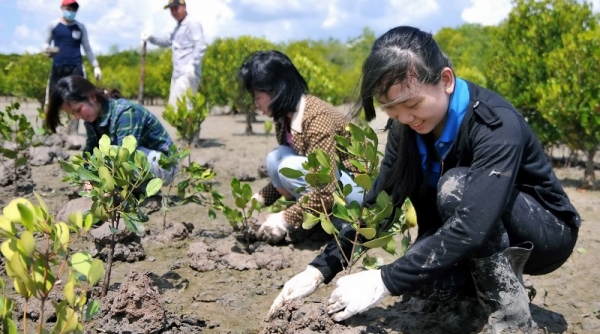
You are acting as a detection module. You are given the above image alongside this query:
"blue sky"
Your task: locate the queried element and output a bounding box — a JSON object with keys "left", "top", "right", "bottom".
{"left": 1, "top": 0, "right": 598, "bottom": 55}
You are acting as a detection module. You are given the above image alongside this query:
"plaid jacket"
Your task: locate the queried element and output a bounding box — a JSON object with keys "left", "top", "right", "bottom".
{"left": 258, "top": 95, "right": 360, "bottom": 227}
{"left": 83, "top": 98, "right": 173, "bottom": 154}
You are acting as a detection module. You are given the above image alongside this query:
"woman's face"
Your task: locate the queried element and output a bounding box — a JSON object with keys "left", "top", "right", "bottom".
{"left": 253, "top": 91, "right": 273, "bottom": 117}
{"left": 377, "top": 68, "right": 455, "bottom": 139}
{"left": 62, "top": 96, "right": 101, "bottom": 123}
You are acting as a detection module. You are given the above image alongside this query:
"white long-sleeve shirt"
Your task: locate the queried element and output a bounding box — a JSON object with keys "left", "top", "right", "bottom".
{"left": 149, "top": 15, "right": 207, "bottom": 79}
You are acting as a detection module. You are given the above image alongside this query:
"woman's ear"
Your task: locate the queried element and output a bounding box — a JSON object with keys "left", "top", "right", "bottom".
{"left": 441, "top": 67, "right": 455, "bottom": 95}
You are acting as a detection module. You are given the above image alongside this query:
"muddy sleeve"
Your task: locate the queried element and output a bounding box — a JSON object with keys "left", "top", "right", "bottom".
{"left": 309, "top": 121, "right": 402, "bottom": 283}
{"left": 380, "top": 108, "right": 524, "bottom": 296}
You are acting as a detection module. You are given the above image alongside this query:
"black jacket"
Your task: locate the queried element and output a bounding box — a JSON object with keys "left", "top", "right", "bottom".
{"left": 309, "top": 81, "right": 580, "bottom": 295}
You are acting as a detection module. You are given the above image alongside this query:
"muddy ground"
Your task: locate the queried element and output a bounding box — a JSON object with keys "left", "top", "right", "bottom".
{"left": 1, "top": 100, "right": 599, "bottom": 334}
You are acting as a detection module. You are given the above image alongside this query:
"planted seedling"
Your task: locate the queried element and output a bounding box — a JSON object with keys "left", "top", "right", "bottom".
{"left": 0, "top": 195, "right": 104, "bottom": 333}
{"left": 162, "top": 89, "right": 209, "bottom": 160}
{"left": 60, "top": 135, "right": 161, "bottom": 297}
{"left": 157, "top": 144, "right": 223, "bottom": 228}
{"left": 279, "top": 123, "right": 416, "bottom": 271}
{"left": 0, "top": 102, "right": 41, "bottom": 195}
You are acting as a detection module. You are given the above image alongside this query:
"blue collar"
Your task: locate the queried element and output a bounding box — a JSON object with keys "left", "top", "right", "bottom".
{"left": 416, "top": 78, "right": 470, "bottom": 186}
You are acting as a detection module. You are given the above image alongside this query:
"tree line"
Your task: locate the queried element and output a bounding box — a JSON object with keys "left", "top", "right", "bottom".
{"left": 0, "top": 0, "right": 598, "bottom": 187}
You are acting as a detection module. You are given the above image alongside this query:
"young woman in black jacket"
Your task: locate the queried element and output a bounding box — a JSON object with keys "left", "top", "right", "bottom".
{"left": 266, "top": 26, "right": 580, "bottom": 333}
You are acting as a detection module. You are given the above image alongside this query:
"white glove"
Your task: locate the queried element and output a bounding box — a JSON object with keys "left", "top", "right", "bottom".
{"left": 256, "top": 211, "right": 289, "bottom": 244}
{"left": 327, "top": 269, "right": 390, "bottom": 321}
{"left": 248, "top": 192, "right": 265, "bottom": 209}
{"left": 141, "top": 32, "right": 152, "bottom": 42}
{"left": 93, "top": 67, "right": 102, "bottom": 81}
{"left": 267, "top": 265, "right": 324, "bottom": 320}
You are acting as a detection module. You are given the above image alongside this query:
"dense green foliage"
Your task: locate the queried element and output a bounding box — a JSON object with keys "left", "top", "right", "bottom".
{"left": 2, "top": 12, "right": 600, "bottom": 181}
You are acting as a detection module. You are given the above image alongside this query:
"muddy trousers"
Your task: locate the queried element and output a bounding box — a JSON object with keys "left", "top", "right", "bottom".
{"left": 411, "top": 167, "right": 578, "bottom": 332}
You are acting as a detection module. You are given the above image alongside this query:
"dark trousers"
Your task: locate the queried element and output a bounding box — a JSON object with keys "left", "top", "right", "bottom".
{"left": 412, "top": 167, "right": 578, "bottom": 301}
{"left": 48, "top": 64, "right": 84, "bottom": 134}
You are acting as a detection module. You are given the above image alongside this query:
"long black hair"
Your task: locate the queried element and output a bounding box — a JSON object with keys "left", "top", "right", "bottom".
{"left": 238, "top": 50, "right": 308, "bottom": 120}
{"left": 45, "top": 75, "right": 122, "bottom": 132}
{"left": 354, "top": 26, "right": 453, "bottom": 205}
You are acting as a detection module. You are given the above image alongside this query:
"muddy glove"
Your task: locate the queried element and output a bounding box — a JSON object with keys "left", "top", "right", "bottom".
{"left": 327, "top": 269, "right": 390, "bottom": 321}
{"left": 93, "top": 66, "right": 102, "bottom": 81}
{"left": 267, "top": 265, "right": 324, "bottom": 320}
{"left": 44, "top": 46, "right": 60, "bottom": 58}
{"left": 256, "top": 211, "right": 289, "bottom": 244}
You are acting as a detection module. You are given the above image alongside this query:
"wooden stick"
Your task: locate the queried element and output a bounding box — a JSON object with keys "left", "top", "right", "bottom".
{"left": 138, "top": 41, "right": 147, "bottom": 104}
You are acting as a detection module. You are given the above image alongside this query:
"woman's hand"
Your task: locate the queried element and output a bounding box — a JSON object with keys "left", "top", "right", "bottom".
{"left": 266, "top": 265, "right": 324, "bottom": 320}
{"left": 327, "top": 269, "right": 390, "bottom": 321}
{"left": 256, "top": 211, "right": 289, "bottom": 244}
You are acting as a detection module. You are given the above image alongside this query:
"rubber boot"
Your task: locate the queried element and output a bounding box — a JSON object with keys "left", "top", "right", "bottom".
{"left": 469, "top": 241, "right": 538, "bottom": 334}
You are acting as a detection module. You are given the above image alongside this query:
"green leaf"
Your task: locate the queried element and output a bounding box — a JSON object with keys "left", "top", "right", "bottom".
{"left": 234, "top": 197, "right": 246, "bottom": 209}
{"left": 0, "top": 147, "right": 17, "bottom": 159}
{"left": 98, "top": 166, "right": 115, "bottom": 193}
{"left": 121, "top": 135, "right": 137, "bottom": 153}
{"left": 3, "top": 198, "right": 33, "bottom": 223}
{"left": 400, "top": 235, "right": 411, "bottom": 256}
{"left": 98, "top": 135, "right": 111, "bottom": 155}
{"left": 19, "top": 231, "right": 35, "bottom": 256}
{"left": 3, "top": 318, "right": 17, "bottom": 334}
{"left": 305, "top": 173, "right": 331, "bottom": 187}
{"left": 343, "top": 183, "right": 354, "bottom": 198}
{"left": 376, "top": 191, "right": 390, "bottom": 209}
{"left": 145, "top": 178, "right": 163, "bottom": 197}
{"left": 348, "top": 123, "right": 365, "bottom": 142}
{"left": 320, "top": 215, "right": 337, "bottom": 235}
{"left": 356, "top": 227, "right": 376, "bottom": 240}
{"left": 208, "top": 209, "right": 216, "bottom": 219}
{"left": 350, "top": 159, "right": 368, "bottom": 173}
{"left": 279, "top": 167, "right": 304, "bottom": 179}
{"left": 0, "top": 216, "right": 17, "bottom": 235}
{"left": 17, "top": 203, "right": 35, "bottom": 231}
{"left": 76, "top": 166, "right": 101, "bottom": 182}
{"left": 362, "top": 234, "right": 393, "bottom": 249}
{"left": 332, "top": 204, "right": 352, "bottom": 222}
{"left": 52, "top": 301, "right": 79, "bottom": 333}
{"left": 382, "top": 236, "right": 396, "bottom": 255}
{"left": 85, "top": 300, "right": 101, "bottom": 321}
{"left": 14, "top": 156, "right": 28, "bottom": 167}
{"left": 315, "top": 149, "right": 331, "bottom": 169}
{"left": 63, "top": 281, "right": 76, "bottom": 306}
{"left": 87, "top": 259, "right": 105, "bottom": 287}
{"left": 69, "top": 251, "right": 93, "bottom": 277}
{"left": 354, "top": 174, "right": 372, "bottom": 191}
{"left": 302, "top": 212, "right": 320, "bottom": 230}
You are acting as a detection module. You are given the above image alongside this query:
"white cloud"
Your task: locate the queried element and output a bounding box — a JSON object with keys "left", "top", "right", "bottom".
{"left": 5, "top": 0, "right": 475, "bottom": 55}
{"left": 461, "top": 0, "right": 512, "bottom": 26}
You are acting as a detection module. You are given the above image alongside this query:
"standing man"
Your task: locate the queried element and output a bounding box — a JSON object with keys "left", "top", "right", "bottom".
{"left": 44, "top": 0, "right": 102, "bottom": 134}
{"left": 142, "top": 0, "right": 207, "bottom": 109}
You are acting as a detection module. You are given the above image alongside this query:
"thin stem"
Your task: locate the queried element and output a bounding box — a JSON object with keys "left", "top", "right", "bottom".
{"left": 23, "top": 301, "right": 27, "bottom": 334}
